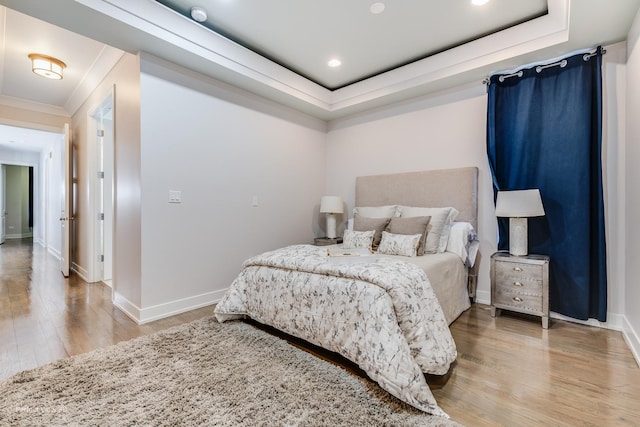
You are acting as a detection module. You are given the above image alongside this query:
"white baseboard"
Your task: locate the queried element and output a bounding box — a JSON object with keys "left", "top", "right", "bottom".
{"left": 48, "top": 246, "right": 62, "bottom": 261}
{"left": 113, "top": 288, "right": 227, "bottom": 325}
{"left": 475, "top": 290, "right": 490, "bottom": 305}
{"left": 6, "top": 232, "right": 33, "bottom": 239}
{"left": 622, "top": 317, "right": 640, "bottom": 368}
{"left": 71, "top": 262, "right": 89, "bottom": 282}
{"left": 550, "top": 311, "right": 626, "bottom": 332}
{"left": 113, "top": 292, "right": 142, "bottom": 323}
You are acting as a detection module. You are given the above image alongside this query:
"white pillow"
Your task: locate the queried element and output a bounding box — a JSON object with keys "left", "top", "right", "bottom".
{"left": 377, "top": 231, "right": 421, "bottom": 257}
{"left": 445, "top": 222, "right": 479, "bottom": 267}
{"left": 398, "top": 206, "right": 459, "bottom": 253}
{"left": 342, "top": 229, "right": 375, "bottom": 249}
{"left": 353, "top": 205, "right": 399, "bottom": 218}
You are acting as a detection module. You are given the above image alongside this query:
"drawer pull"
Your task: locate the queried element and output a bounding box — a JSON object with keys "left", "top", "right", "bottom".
{"left": 512, "top": 297, "right": 523, "bottom": 303}
{"left": 513, "top": 267, "right": 523, "bottom": 272}
{"left": 513, "top": 281, "right": 523, "bottom": 287}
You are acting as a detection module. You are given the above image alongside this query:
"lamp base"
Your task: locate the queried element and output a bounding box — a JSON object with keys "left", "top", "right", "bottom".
{"left": 509, "top": 217, "right": 528, "bottom": 256}
{"left": 326, "top": 214, "right": 337, "bottom": 239}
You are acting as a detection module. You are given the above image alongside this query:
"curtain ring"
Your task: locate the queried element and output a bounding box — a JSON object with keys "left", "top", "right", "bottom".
{"left": 560, "top": 59, "right": 567, "bottom": 68}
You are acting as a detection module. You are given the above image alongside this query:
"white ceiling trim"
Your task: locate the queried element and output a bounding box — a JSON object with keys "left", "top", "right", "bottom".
{"left": 65, "top": 45, "right": 125, "bottom": 115}
{"left": 0, "top": 94, "right": 69, "bottom": 117}
{"left": 98, "top": 0, "right": 332, "bottom": 109}
{"left": 330, "top": 0, "right": 570, "bottom": 111}
{"left": 87, "top": 0, "right": 570, "bottom": 118}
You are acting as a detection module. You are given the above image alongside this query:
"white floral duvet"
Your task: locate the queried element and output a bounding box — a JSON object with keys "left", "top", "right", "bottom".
{"left": 214, "top": 244, "right": 457, "bottom": 417}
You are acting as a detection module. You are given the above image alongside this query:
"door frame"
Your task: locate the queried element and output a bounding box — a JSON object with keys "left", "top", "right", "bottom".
{"left": 87, "top": 87, "right": 115, "bottom": 285}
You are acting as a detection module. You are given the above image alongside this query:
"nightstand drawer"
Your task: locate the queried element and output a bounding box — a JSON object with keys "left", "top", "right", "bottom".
{"left": 494, "top": 273, "right": 542, "bottom": 295}
{"left": 493, "top": 287, "right": 543, "bottom": 313}
{"left": 494, "top": 261, "right": 542, "bottom": 280}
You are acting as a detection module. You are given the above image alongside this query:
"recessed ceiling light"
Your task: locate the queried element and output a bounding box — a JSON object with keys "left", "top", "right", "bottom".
{"left": 190, "top": 6, "right": 208, "bottom": 22}
{"left": 328, "top": 58, "right": 342, "bottom": 68}
{"left": 370, "top": 2, "right": 385, "bottom": 14}
{"left": 471, "top": 0, "right": 490, "bottom": 5}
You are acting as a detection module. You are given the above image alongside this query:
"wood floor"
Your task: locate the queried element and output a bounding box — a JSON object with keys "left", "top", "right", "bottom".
{"left": 1, "top": 238, "right": 639, "bottom": 426}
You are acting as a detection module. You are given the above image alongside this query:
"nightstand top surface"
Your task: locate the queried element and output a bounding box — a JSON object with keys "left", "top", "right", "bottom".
{"left": 492, "top": 251, "right": 550, "bottom": 262}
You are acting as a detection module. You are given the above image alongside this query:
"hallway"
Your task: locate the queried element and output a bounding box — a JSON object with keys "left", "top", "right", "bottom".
{"left": 0, "top": 238, "right": 211, "bottom": 380}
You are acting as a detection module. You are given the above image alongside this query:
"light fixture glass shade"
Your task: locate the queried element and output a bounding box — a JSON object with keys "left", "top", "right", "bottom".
{"left": 495, "top": 189, "right": 545, "bottom": 218}
{"left": 320, "top": 196, "right": 344, "bottom": 214}
{"left": 28, "top": 53, "right": 66, "bottom": 80}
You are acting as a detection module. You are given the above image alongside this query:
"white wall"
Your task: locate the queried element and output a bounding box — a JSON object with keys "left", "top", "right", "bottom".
{"left": 326, "top": 84, "right": 496, "bottom": 301}
{"left": 135, "top": 54, "right": 326, "bottom": 322}
{"left": 624, "top": 8, "right": 640, "bottom": 363}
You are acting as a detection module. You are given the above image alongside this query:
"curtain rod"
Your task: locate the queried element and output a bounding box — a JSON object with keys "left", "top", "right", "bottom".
{"left": 482, "top": 48, "right": 606, "bottom": 85}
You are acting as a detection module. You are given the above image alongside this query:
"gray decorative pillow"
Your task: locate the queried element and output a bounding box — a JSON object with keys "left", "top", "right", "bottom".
{"left": 354, "top": 215, "right": 391, "bottom": 249}
{"left": 377, "top": 231, "right": 421, "bottom": 257}
{"left": 385, "top": 216, "right": 431, "bottom": 256}
{"left": 342, "top": 229, "right": 375, "bottom": 249}
{"left": 398, "top": 206, "right": 458, "bottom": 253}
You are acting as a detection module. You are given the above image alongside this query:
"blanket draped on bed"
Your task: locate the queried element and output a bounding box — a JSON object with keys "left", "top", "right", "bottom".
{"left": 215, "top": 245, "right": 456, "bottom": 417}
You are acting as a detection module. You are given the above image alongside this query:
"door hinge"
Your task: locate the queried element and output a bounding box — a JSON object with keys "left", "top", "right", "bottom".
{"left": 97, "top": 129, "right": 105, "bottom": 137}
{"left": 98, "top": 171, "right": 104, "bottom": 179}
{"left": 98, "top": 213, "right": 104, "bottom": 220}
{"left": 100, "top": 254, "right": 104, "bottom": 262}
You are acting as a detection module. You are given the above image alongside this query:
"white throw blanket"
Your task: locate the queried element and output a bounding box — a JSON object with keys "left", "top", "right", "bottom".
{"left": 215, "top": 244, "right": 457, "bottom": 417}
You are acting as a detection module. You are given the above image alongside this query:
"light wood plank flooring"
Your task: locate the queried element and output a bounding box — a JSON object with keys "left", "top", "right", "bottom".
{"left": 1, "top": 238, "right": 639, "bottom": 426}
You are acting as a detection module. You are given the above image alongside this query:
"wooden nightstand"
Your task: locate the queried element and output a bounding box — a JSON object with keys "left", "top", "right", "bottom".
{"left": 490, "top": 251, "right": 550, "bottom": 329}
{"left": 314, "top": 237, "right": 343, "bottom": 246}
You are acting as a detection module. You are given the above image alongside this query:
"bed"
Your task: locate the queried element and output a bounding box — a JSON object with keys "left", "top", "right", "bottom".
{"left": 215, "top": 167, "right": 479, "bottom": 418}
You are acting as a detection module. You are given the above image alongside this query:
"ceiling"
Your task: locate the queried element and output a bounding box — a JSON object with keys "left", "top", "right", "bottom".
{"left": 0, "top": 124, "right": 61, "bottom": 154}
{"left": 155, "top": 0, "right": 549, "bottom": 90}
{"left": 0, "top": 0, "right": 638, "bottom": 132}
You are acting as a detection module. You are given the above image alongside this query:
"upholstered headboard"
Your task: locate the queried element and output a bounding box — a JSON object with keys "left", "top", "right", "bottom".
{"left": 355, "top": 167, "right": 479, "bottom": 229}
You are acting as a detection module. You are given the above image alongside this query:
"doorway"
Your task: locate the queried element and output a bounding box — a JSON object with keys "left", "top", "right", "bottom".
{"left": 1, "top": 165, "right": 34, "bottom": 240}
{"left": 0, "top": 124, "right": 63, "bottom": 255}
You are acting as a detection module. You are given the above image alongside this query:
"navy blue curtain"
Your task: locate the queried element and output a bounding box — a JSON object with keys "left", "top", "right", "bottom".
{"left": 486, "top": 47, "right": 607, "bottom": 321}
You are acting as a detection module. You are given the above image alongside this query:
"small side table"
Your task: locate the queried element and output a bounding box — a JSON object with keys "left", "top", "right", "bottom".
{"left": 314, "top": 237, "right": 343, "bottom": 246}
{"left": 490, "top": 251, "right": 550, "bottom": 329}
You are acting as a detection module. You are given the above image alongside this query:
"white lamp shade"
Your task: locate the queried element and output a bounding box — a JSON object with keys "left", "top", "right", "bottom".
{"left": 320, "top": 196, "right": 344, "bottom": 214}
{"left": 495, "top": 189, "right": 545, "bottom": 218}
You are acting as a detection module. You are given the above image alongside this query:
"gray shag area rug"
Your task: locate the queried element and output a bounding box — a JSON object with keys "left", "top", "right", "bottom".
{"left": 0, "top": 317, "right": 463, "bottom": 426}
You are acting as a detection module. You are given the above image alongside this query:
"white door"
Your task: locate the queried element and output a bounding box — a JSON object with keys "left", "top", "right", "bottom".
{"left": 0, "top": 164, "right": 5, "bottom": 245}
{"left": 60, "top": 123, "right": 71, "bottom": 277}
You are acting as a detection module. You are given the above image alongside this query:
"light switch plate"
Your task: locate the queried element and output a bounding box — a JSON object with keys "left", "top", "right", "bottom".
{"left": 169, "top": 190, "right": 182, "bottom": 203}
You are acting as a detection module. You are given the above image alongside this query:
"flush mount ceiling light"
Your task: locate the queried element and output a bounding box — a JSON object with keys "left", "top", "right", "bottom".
{"left": 327, "top": 58, "right": 342, "bottom": 68}
{"left": 190, "top": 6, "right": 208, "bottom": 22}
{"left": 370, "top": 2, "right": 385, "bottom": 14}
{"left": 28, "top": 53, "right": 66, "bottom": 80}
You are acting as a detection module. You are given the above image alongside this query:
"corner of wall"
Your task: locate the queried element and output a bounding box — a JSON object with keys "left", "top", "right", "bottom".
{"left": 623, "top": 316, "right": 640, "bottom": 368}
{"left": 627, "top": 6, "right": 640, "bottom": 59}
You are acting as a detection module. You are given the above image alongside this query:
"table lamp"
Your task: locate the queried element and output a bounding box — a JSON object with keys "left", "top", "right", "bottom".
{"left": 495, "top": 189, "right": 545, "bottom": 256}
{"left": 320, "top": 196, "right": 344, "bottom": 239}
